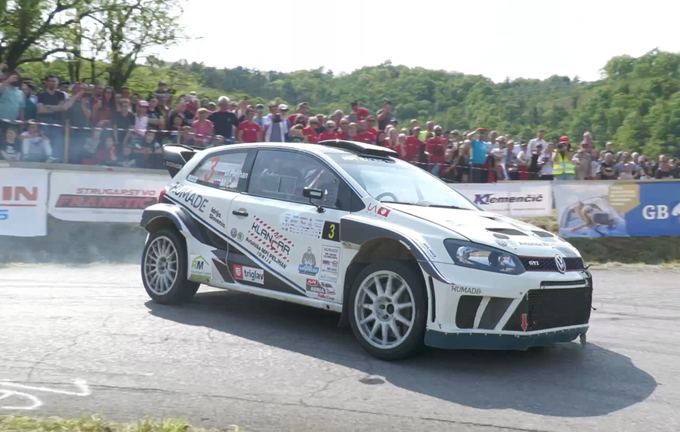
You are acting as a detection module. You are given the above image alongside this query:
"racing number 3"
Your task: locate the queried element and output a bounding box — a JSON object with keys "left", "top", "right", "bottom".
{"left": 203, "top": 157, "right": 219, "bottom": 182}
{"left": 322, "top": 221, "right": 340, "bottom": 242}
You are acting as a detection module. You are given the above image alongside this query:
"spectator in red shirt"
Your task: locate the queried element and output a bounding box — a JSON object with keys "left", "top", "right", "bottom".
{"left": 303, "top": 118, "right": 320, "bottom": 143}
{"left": 349, "top": 101, "right": 369, "bottom": 122}
{"left": 355, "top": 120, "right": 376, "bottom": 144}
{"left": 287, "top": 102, "right": 308, "bottom": 126}
{"left": 404, "top": 127, "right": 424, "bottom": 162}
{"left": 318, "top": 120, "right": 339, "bottom": 141}
{"left": 426, "top": 125, "right": 447, "bottom": 176}
{"left": 237, "top": 108, "right": 262, "bottom": 143}
{"left": 337, "top": 118, "right": 350, "bottom": 139}
{"left": 365, "top": 116, "right": 380, "bottom": 137}
{"left": 376, "top": 131, "right": 387, "bottom": 146}
{"left": 345, "top": 122, "right": 360, "bottom": 141}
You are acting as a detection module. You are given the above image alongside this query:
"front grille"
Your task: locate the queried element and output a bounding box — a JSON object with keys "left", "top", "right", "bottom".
{"left": 504, "top": 287, "right": 592, "bottom": 331}
{"left": 520, "top": 257, "right": 585, "bottom": 272}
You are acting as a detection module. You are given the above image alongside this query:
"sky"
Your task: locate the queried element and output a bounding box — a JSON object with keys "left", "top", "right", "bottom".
{"left": 166, "top": 0, "right": 680, "bottom": 83}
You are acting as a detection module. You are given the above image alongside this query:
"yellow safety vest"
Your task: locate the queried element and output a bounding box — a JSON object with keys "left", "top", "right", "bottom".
{"left": 554, "top": 152, "right": 575, "bottom": 175}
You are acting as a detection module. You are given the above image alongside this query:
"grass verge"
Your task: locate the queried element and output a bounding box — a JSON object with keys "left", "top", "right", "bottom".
{"left": 0, "top": 415, "right": 243, "bottom": 432}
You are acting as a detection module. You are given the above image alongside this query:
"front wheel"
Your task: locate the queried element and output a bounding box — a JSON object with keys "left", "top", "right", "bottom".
{"left": 348, "top": 260, "right": 428, "bottom": 360}
{"left": 141, "top": 228, "right": 199, "bottom": 305}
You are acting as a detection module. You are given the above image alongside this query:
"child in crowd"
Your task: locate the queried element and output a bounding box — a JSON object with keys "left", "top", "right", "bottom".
{"left": 0, "top": 127, "right": 22, "bottom": 161}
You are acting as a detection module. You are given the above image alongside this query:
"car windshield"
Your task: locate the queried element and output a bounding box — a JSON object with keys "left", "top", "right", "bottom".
{"left": 329, "top": 153, "right": 480, "bottom": 210}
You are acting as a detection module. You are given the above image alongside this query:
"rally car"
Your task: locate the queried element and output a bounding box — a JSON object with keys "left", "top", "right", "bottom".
{"left": 140, "top": 140, "right": 593, "bottom": 360}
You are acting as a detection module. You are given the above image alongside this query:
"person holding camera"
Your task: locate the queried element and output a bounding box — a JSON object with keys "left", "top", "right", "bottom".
{"left": 0, "top": 71, "right": 26, "bottom": 135}
{"left": 264, "top": 104, "right": 289, "bottom": 142}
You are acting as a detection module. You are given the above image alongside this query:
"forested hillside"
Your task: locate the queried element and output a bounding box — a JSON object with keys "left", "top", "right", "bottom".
{"left": 20, "top": 49, "right": 680, "bottom": 157}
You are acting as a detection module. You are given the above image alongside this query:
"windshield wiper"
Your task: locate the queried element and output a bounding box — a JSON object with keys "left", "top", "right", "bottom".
{"left": 424, "top": 204, "right": 472, "bottom": 210}
{"left": 380, "top": 201, "right": 420, "bottom": 206}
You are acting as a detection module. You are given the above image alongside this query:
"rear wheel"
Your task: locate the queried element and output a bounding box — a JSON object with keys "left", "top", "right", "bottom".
{"left": 348, "top": 260, "right": 428, "bottom": 360}
{"left": 141, "top": 228, "right": 199, "bottom": 305}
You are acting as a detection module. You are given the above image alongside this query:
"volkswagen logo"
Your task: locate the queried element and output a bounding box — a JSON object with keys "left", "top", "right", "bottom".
{"left": 554, "top": 255, "right": 566, "bottom": 274}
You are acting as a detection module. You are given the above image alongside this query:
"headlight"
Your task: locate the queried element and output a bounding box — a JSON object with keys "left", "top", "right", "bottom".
{"left": 444, "top": 239, "right": 526, "bottom": 275}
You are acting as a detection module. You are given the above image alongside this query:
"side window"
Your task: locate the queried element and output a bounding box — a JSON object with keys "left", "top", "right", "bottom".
{"left": 189, "top": 152, "right": 249, "bottom": 191}
{"left": 248, "top": 150, "right": 341, "bottom": 208}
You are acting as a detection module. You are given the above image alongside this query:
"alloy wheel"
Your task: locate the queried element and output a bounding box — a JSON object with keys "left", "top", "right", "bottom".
{"left": 354, "top": 270, "right": 416, "bottom": 349}
{"left": 144, "top": 236, "right": 178, "bottom": 295}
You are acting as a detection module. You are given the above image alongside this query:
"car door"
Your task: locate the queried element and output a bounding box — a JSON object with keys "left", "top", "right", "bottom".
{"left": 226, "top": 149, "right": 350, "bottom": 302}
{"left": 177, "top": 149, "right": 254, "bottom": 238}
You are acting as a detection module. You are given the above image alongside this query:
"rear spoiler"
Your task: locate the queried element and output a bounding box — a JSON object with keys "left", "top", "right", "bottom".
{"left": 163, "top": 145, "right": 201, "bottom": 177}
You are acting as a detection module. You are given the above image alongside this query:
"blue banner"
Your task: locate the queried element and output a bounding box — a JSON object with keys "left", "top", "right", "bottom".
{"left": 554, "top": 180, "right": 680, "bottom": 238}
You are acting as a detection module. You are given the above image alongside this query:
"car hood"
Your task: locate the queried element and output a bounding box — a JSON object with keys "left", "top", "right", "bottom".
{"left": 385, "top": 203, "right": 581, "bottom": 258}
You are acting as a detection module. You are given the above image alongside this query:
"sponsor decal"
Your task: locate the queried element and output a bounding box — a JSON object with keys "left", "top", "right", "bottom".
{"left": 237, "top": 232, "right": 244, "bottom": 242}
{"left": 249, "top": 216, "right": 293, "bottom": 261}
{"left": 230, "top": 227, "right": 237, "bottom": 238}
{"left": 450, "top": 285, "right": 482, "bottom": 295}
{"left": 319, "top": 245, "right": 341, "bottom": 282}
{"left": 298, "top": 247, "right": 320, "bottom": 276}
{"left": 233, "top": 264, "right": 264, "bottom": 285}
{"left": 245, "top": 235, "right": 288, "bottom": 270}
{"left": 209, "top": 207, "right": 226, "bottom": 229}
{"left": 281, "top": 212, "right": 324, "bottom": 239}
{"left": 55, "top": 195, "right": 156, "bottom": 209}
{"left": 421, "top": 242, "right": 437, "bottom": 259}
{"left": 74, "top": 188, "right": 157, "bottom": 196}
{"left": 166, "top": 160, "right": 183, "bottom": 170}
{"left": 366, "top": 203, "right": 390, "bottom": 218}
{"left": 2, "top": 186, "right": 39, "bottom": 208}
{"left": 189, "top": 255, "right": 211, "bottom": 283}
{"left": 518, "top": 241, "right": 544, "bottom": 247}
{"left": 495, "top": 238, "right": 508, "bottom": 247}
{"left": 0, "top": 171, "right": 48, "bottom": 236}
{"left": 187, "top": 175, "right": 198, "bottom": 182}
{"left": 474, "top": 193, "right": 543, "bottom": 205}
{"left": 168, "top": 183, "right": 209, "bottom": 213}
{"left": 305, "top": 279, "right": 336, "bottom": 300}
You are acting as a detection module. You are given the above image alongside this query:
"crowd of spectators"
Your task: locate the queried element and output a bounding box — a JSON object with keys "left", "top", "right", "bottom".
{"left": 0, "top": 71, "right": 679, "bottom": 181}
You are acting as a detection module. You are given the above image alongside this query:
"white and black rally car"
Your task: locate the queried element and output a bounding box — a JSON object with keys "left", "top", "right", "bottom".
{"left": 140, "top": 140, "right": 593, "bottom": 360}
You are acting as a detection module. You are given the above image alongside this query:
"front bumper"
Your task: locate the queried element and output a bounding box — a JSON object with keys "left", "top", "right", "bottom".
{"left": 424, "top": 326, "right": 587, "bottom": 350}
{"left": 424, "top": 261, "right": 593, "bottom": 349}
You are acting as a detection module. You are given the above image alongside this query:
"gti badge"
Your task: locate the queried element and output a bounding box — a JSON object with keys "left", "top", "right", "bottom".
{"left": 554, "top": 255, "right": 566, "bottom": 274}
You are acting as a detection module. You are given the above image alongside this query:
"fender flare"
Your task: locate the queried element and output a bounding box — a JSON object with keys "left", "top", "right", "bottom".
{"left": 337, "top": 218, "right": 448, "bottom": 328}
{"left": 340, "top": 218, "right": 448, "bottom": 284}
{"left": 140, "top": 203, "right": 206, "bottom": 244}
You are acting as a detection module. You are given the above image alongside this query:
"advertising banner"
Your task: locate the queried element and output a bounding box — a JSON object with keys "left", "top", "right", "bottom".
{"left": 48, "top": 171, "right": 169, "bottom": 223}
{"left": 450, "top": 181, "right": 553, "bottom": 217}
{"left": 0, "top": 168, "right": 48, "bottom": 237}
{"left": 554, "top": 180, "right": 680, "bottom": 238}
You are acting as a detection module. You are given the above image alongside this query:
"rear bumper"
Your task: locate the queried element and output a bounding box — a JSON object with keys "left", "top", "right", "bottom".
{"left": 424, "top": 326, "right": 588, "bottom": 350}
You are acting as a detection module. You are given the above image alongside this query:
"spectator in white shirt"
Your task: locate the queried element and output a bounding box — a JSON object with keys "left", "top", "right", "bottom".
{"left": 538, "top": 142, "right": 554, "bottom": 180}
{"left": 529, "top": 129, "right": 547, "bottom": 154}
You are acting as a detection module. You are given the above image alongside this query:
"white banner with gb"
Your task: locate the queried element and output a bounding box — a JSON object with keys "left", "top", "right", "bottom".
{"left": 0, "top": 168, "right": 49, "bottom": 237}
{"left": 450, "top": 181, "right": 553, "bottom": 217}
{"left": 48, "top": 171, "right": 169, "bottom": 223}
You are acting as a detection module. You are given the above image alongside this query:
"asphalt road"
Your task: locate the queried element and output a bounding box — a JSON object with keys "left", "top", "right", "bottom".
{"left": 1, "top": 265, "right": 679, "bottom": 432}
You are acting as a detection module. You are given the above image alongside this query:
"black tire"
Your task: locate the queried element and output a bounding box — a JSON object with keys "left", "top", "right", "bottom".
{"left": 348, "top": 259, "right": 428, "bottom": 360}
{"left": 141, "top": 227, "right": 200, "bottom": 305}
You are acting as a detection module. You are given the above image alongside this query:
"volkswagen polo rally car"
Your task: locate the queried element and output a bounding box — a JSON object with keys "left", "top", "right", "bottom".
{"left": 140, "top": 140, "right": 593, "bottom": 360}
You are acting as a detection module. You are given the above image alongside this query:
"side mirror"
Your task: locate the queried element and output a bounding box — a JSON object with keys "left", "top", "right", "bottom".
{"left": 303, "top": 187, "right": 326, "bottom": 213}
